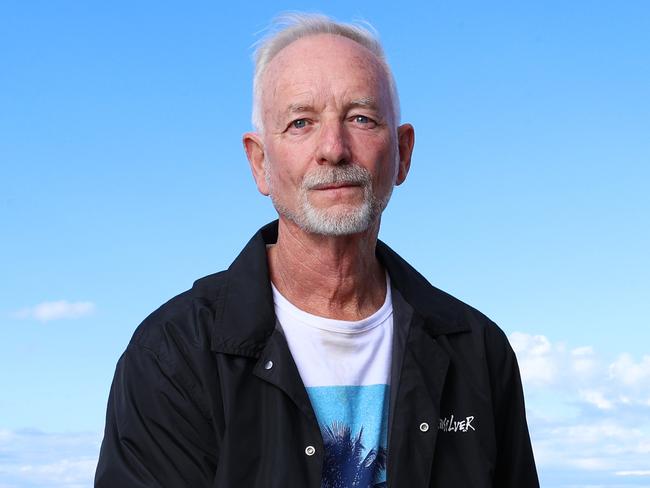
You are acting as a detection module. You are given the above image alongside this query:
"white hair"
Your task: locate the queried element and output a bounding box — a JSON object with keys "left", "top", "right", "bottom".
{"left": 251, "top": 12, "right": 401, "bottom": 132}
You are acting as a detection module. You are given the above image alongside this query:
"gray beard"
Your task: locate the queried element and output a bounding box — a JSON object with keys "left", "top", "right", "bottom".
{"left": 265, "top": 162, "right": 393, "bottom": 236}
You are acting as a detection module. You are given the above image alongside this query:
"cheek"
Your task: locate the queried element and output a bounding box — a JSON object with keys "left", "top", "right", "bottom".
{"left": 267, "top": 144, "right": 311, "bottom": 180}
{"left": 264, "top": 154, "right": 299, "bottom": 194}
{"left": 352, "top": 130, "right": 393, "bottom": 156}
{"left": 352, "top": 135, "right": 397, "bottom": 174}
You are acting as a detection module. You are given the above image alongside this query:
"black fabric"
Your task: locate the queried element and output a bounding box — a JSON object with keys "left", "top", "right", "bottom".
{"left": 95, "top": 221, "right": 539, "bottom": 487}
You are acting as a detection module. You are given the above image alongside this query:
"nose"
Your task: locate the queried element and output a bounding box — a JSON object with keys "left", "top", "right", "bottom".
{"left": 315, "top": 119, "right": 352, "bottom": 165}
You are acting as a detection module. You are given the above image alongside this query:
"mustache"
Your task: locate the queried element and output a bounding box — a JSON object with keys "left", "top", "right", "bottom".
{"left": 302, "top": 164, "right": 371, "bottom": 189}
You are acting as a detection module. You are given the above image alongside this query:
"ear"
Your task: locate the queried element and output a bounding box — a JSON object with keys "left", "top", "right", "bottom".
{"left": 243, "top": 132, "right": 270, "bottom": 196}
{"left": 395, "top": 123, "right": 415, "bottom": 186}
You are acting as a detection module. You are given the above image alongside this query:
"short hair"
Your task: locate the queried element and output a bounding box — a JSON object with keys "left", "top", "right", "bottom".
{"left": 251, "top": 12, "right": 401, "bottom": 132}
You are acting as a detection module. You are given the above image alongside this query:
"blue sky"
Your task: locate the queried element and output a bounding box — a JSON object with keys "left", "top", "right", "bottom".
{"left": 1, "top": 1, "right": 649, "bottom": 486}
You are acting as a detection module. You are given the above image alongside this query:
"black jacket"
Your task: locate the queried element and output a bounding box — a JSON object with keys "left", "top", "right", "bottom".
{"left": 95, "top": 222, "right": 539, "bottom": 487}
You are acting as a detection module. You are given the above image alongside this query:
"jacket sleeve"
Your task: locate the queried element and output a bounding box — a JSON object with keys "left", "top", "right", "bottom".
{"left": 485, "top": 325, "right": 540, "bottom": 488}
{"left": 95, "top": 342, "right": 218, "bottom": 487}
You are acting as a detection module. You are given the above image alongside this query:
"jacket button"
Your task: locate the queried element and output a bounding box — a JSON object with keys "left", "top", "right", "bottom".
{"left": 264, "top": 360, "right": 273, "bottom": 370}
{"left": 305, "top": 445, "right": 316, "bottom": 456}
{"left": 419, "top": 422, "right": 430, "bottom": 432}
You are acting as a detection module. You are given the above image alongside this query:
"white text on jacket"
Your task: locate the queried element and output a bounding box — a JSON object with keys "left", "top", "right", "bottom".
{"left": 438, "top": 415, "right": 476, "bottom": 433}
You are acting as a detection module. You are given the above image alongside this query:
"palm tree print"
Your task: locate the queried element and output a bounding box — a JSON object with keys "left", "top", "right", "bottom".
{"left": 321, "top": 421, "right": 387, "bottom": 488}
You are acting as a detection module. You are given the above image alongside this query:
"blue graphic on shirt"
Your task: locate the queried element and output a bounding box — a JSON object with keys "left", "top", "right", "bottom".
{"left": 306, "top": 384, "right": 389, "bottom": 488}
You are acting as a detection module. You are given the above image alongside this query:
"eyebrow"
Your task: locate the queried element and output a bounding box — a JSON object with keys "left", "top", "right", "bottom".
{"left": 347, "top": 97, "right": 379, "bottom": 111}
{"left": 280, "top": 97, "right": 381, "bottom": 120}
{"left": 284, "top": 103, "right": 314, "bottom": 115}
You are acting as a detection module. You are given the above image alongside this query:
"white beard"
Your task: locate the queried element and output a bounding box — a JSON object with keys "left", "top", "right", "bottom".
{"left": 264, "top": 161, "right": 393, "bottom": 236}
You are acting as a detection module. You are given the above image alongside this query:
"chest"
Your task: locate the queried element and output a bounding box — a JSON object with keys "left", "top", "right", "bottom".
{"left": 209, "top": 330, "right": 497, "bottom": 488}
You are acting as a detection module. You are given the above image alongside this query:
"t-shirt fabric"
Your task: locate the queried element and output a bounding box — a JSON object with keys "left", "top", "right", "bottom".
{"left": 272, "top": 278, "right": 393, "bottom": 488}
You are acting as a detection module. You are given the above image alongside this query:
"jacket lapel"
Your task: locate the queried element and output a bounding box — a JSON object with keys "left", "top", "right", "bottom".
{"left": 387, "top": 311, "right": 451, "bottom": 487}
{"left": 211, "top": 223, "right": 278, "bottom": 357}
{"left": 252, "top": 328, "right": 320, "bottom": 425}
{"left": 211, "top": 223, "right": 320, "bottom": 426}
{"left": 377, "top": 238, "right": 470, "bottom": 486}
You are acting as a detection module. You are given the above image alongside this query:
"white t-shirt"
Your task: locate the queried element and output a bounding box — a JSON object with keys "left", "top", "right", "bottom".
{"left": 272, "top": 277, "right": 393, "bottom": 487}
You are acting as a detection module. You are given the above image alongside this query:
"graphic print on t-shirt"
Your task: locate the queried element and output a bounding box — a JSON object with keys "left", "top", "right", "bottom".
{"left": 307, "top": 384, "right": 389, "bottom": 488}
{"left": 271, "top": 275, "right": 393, "bottom": 488}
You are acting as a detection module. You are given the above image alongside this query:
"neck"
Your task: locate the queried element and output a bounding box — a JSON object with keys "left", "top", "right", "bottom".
{"left": 268, "top": 217, "right": 386, "bottom": 321}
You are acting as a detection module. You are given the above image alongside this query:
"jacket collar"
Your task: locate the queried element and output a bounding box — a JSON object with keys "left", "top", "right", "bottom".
{"left": 211, "top": 221, "right": 470, "bottom": 355}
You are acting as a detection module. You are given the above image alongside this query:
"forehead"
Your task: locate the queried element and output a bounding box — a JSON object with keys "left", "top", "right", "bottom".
{"left": 260, "top": 34, "right": 390, "bottom": 112}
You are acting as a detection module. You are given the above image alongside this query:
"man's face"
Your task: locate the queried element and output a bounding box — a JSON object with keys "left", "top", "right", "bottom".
{"left": 246, "top": 34, "right": 412, "bottom": 236}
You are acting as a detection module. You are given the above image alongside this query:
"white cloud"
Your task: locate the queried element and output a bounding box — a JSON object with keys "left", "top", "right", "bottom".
{"left": 578, "top": 389, "right": 614, "bottom": 410}
{"left": 512, "top": 332, "right": 650, "bottom": 410}
{"left": 531, "top": 416, "right": 650, "bottom": 478}
{"left": 609, "top": 353, "right": 650, "bottom": 387}
{"left": 0, "top": 429, "right": 100, "bottom": 488}
{"left": 509, "top": 332, "right": 559, "bottom": 386}
{"left": 616, "top": 470, "right": 650, "bottom": 476}
{"left": 571, "top": 346, "right": 598, "bottom": 377}
{"left": 13, "top": 458, "right": 96, "bottom": 483}
{"left": 509, "top": 332, "right": 650, "bottom": 486}
{"left": 0, "top": 429, "right": 14, "bottom": 442}
{"left": 13, "top": 301, "right": 95, "bottom": 322}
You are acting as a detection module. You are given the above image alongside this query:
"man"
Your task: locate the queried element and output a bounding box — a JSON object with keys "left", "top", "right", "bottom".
{"left": 95, "top": 13, "right": 539, "bottom": 488}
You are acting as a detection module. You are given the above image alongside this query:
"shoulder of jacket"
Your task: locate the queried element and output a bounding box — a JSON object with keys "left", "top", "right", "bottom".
{"left": 128, "top": 270, "right": 228, "bottom": 358}
{"left": 423, "top": 279, "right": 503, "bottom": 339}
{"left": 455, "top": 299, "right": 512, "bottom": 352}
{"left": 426, "top": 288, "right": 514, "bottom": 363}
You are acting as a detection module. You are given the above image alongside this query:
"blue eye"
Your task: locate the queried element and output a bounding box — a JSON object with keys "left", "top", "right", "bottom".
{"left": 350, "top": 115, "right": 377, "bottom": 128}
{"left": 291, "top": 119, "right": 308, "bottom": 129}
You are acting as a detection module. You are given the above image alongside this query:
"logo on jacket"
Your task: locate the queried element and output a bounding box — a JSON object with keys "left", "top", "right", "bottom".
{"left": 438, "top": 414, "right": 475, "bottom": 433}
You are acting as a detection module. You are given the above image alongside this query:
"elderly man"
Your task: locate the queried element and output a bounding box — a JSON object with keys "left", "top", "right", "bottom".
{"left": 95, "top": 13, "right": 539, "bottom": 488}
